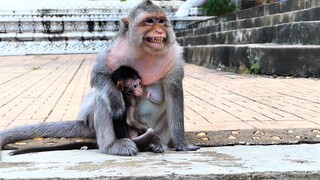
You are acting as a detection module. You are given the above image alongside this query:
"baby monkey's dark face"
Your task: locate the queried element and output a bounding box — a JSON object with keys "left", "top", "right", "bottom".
{"left": 126, "top": 78, "right": 143, "bottom": 97}
{"left": 117, "top": 77, "right": 143, "bottom": 98}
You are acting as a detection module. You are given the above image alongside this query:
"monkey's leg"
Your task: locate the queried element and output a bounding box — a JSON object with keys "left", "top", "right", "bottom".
{"left": 146, "top": 113, "right": 169, "bottom": 153}
{"left": 94, "top": 95, "right": 138, "bottom": 156}
{"left": 162, "top": 76, "right": 200, "bottom": 151}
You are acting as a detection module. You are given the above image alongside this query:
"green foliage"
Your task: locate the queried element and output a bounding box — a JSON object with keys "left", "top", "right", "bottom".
{"left": 237, "top": 57, "right": 261, "bottom": 75}
{"left": 250, "top": 62, "right": 260, "bottom": 74}
{"left": 204, "top": 0, "right": 236, "bottom": 16}
{"left": 248, "top": 56, "right": 261, "bottom": 74}
{"left": 239, "top": 63, "right": 250, "bottom": 75}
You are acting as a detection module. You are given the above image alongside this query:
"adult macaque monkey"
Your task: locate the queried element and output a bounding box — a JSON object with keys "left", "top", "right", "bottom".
{"left": 0, "top": 0, "right": 199, "bottom": 157}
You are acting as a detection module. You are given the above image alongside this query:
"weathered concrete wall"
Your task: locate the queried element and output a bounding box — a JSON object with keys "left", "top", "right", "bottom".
{"left": 184, "top": 45, "right": 320, "bottom": 77}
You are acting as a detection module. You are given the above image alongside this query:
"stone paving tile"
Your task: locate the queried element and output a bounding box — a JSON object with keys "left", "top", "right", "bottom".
{"left": 0, "top": 55, "right": 319, "bottom": 131}
{"left": 183, "top": 65, "right": 320, "bottom": 131}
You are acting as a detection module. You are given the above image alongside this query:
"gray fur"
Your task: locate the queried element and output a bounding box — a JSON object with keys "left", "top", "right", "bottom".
{"left": 0, "top": 120, "right": 95, "bottom": 159}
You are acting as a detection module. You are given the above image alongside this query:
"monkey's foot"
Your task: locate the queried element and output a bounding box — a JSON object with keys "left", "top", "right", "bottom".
{"left": 105, "top": 138, "right": 138, "bottom": 156}
{"left": 175, "top": 143, "right": 200, "bottom": 151}
{"left": 147, "top": 143, "right": 166, "bottom": 153}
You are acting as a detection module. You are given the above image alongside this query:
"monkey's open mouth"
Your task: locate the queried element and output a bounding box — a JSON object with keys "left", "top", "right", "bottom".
{"left": 145, "top": 37, "right": 164, "bottom": 43}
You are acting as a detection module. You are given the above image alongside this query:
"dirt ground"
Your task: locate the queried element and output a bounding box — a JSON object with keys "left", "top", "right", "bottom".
{"left": 4, "top": 128, "right": 320, "bottom": 151}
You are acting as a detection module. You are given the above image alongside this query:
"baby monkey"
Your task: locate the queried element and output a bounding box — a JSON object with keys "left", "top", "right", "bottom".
{"left": 10, "top": 66, "right": 153, "bottom": 156}
{"left": 111, "top": 65, "right": 149, "bottom": 134}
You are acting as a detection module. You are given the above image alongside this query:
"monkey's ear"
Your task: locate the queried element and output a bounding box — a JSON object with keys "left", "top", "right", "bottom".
{"left": 117, "top": 80, "right": 124, "bottom": 90}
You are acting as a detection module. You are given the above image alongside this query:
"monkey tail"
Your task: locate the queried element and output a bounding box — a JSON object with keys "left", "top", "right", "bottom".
{"left": 0, "top": 120, "right": 95, "bottom": 149}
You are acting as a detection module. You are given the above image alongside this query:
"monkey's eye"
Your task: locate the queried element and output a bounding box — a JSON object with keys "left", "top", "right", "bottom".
{"left": 134, "top": 84, "right": 137, "bottom": 88}
{"left": 158, "top": 18, "right": 166, "bottom": 24}
{"left": 145, "top": 18, "right": 154, "bottom": 25}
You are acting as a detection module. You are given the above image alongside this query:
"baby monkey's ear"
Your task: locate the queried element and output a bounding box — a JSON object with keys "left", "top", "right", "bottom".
{"left": 117, "top": 80, "right": 124, "bottom": 91}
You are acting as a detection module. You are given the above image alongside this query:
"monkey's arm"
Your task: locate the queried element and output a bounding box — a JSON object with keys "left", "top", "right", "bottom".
{"left": 90, "top": 53, "right": 126, "bottom": 119}
{"left": 162, "top": 66, "right": 200, "bottom": 151}
{"left": 125, "top": 98, "right": 148, "bottom": 131}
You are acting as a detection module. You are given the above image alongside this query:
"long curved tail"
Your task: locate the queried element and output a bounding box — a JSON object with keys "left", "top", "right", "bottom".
{"left": 0, "top": 121, "right": 95, "bottom": 160}
{"left": 0, "top": 120, "right": 95, "bottom": 148}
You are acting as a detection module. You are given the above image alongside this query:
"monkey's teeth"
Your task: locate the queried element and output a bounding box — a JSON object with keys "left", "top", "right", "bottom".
{"left": 152, "top": 38, "right": 163, "bottom": 43}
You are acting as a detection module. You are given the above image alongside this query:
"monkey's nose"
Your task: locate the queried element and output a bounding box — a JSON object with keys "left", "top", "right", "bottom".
{"left": 155, "top": 29, "right": 163, "bottom": 34}
{"left": 137, "top": 91, "right": 143, "bottom": 97}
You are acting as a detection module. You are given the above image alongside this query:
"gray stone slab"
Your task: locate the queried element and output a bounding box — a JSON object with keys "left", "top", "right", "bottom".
{"left": 183, "top": 44, "right": 320, "bottom": 77}
{"left": 0, "top": 144, "right": 319, "bottom": 179}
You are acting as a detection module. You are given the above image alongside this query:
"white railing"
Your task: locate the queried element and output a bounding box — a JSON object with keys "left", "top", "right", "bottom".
{"left": 0, "top": 0, "right": 210, "bottom": 55}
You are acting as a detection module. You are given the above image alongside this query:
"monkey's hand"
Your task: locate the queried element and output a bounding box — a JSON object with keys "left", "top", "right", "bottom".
{"left": 175, "top": 142, "right": 200, "bottom": 151}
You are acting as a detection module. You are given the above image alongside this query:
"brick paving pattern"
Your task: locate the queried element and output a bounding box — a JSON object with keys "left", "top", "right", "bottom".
{"left": 0, "top": 55, "right": 319, "bottom": 131}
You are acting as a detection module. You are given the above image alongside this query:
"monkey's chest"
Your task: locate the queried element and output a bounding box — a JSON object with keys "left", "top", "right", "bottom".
{"left": 137, "top": 82, "right": 165, "bottom": 128}
{"left": 133, "top": 64, "right": 173, "bottom": 86}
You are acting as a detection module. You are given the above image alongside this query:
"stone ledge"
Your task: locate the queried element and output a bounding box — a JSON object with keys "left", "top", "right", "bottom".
{"left": 1, "top": 144, "right": 319, "bottom": 179}
{"left": 177, "top": 21, "right": 320, "bottom": 45}
{"left": 183, "top": 44, "right": 320, "bottom": 77}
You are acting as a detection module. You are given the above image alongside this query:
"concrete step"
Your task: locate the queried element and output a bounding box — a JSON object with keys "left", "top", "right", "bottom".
{"left": 176, "top": 6, "right": 320, "bottom": 37}
{"left": 177, "top": 21, "right": 320, "bottom": 46}
{"left": 235, "top": 0, "right": 320, "bottom": 20}
{"left": 186, "top": 0, "right": 320, "bottom": 30}
{"left": 1, "top": 144, "right": 319, "bottom": 179}
{"left": 183, "top": 44, "right": 320, "bottom": 77}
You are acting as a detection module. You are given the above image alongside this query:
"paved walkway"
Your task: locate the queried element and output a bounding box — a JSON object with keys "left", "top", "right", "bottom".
{"left": 1, "top": 54, "right": 320, "bottom": 179}
{"left": 0, "top": 54, "right": 319, "bottom": 131}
